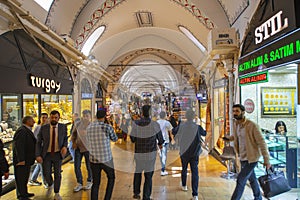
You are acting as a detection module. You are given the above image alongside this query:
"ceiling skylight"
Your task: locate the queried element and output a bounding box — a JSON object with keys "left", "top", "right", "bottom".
{"left": 178, "top": 25, "right": 206, "bottom": 52}
{"left": 34, "top": 0, "right": 53, "bottom": 11}
{"left": 81, "top": 26, "right": 106, "bottom": 56}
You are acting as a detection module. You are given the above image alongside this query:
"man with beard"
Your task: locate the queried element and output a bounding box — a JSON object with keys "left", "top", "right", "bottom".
{"left": 36, "top": 110, "right": 68, "bottom": 200}
{"left": 224, "top": 104, "right": 271, "bottom": 200}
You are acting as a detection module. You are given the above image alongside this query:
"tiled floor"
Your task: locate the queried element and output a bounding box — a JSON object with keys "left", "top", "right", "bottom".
{"left": 3, "top": 141, "right": 299, "bottom": 199}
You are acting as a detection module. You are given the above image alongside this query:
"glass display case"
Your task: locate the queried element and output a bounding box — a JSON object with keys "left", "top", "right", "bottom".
{"left": 256, "top": 132, "right": 299, "bottom": 188}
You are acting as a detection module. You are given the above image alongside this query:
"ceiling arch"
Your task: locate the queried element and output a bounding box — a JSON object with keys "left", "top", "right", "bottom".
{"left": 22, "top": 0, "right": 251, "bottom": 98}
{"left": 90, "top": 27, "right": 206, "bottom": 68}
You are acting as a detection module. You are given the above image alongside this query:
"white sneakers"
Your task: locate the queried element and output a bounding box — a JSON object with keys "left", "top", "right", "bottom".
{"left": 160, "top": 171, "right": 168, "bottom": 176}
{"left": 74, "top": 182, "right": 92, "bottom": 192}
{"left": 84, "top": 181, "right": 93, "bottom": 190}
{"left": 181, "top": 186, "right": 188, "bottom": 191}
{"left": 54, "top": 193, "right": 62, "bottom": 200}
{"left": 192, "top": 196, "right": 198, "bottom": 200}
{"left": 73, "top": 183, "right": 83, "bottom": 192}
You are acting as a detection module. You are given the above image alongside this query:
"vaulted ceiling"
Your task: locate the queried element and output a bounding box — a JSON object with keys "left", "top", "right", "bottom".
{"left": 1, "top": 0, "right": 255, "bottom": 96}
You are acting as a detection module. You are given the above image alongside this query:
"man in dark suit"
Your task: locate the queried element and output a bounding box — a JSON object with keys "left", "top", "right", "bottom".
{"left": 36, "top": 110, "right": 68, "bottom": 200}
{"left": 13, "top": 116, "right": 36, "bottom": 200}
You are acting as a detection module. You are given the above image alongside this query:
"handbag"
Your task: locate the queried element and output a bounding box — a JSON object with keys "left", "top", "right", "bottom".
{"left": 258, "top": 167, "right": 291, "bottom": 198}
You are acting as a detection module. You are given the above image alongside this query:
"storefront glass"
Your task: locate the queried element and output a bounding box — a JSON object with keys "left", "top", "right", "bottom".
{"left": 41, "top": 94, "right": 72, "bottom": 124}
{"left": 81, "top": 99, "right": 92, "bottom": 113}
{"left": 241, "top": 65, "right": 297, "bottom": 135}
{"left": 1, "top": 94, "right": 21, "bottom": 130}
{"left": 23, "top": 94, "right": 39, "bottom": 122}
{"left": 213, "top": 86, "right": 225, "bottom": 154}
{"left": 240, "top": 64, "right": 299, "bottom": 187}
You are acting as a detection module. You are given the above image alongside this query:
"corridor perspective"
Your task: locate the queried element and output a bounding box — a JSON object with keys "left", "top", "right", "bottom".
{"left": 0, "top": 0, "right": 300, "bottom": 200}
{"left": 3, "top": 141, "right": 299, "bottom": 200}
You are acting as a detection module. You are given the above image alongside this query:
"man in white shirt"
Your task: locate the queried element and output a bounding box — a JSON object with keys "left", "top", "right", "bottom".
{"left": 157, "top": 111, "right": 173, "bottom": 176}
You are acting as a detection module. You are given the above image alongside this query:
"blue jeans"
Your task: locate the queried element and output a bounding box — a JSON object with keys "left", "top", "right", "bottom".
{"left": 180, "top": 155, "right": 199, "bottom": 196}
{"left": 160, "top": 143, "right": 169, "bottom": 171}
{"left": 134, "top": 158, "right": 156, "bottom": 200}
{"left": 90, "top": 160, "right": 115, "bottom": 200}
{"left": 68, "top": 141, "right": 75, "bottom": 161}
{"left": 74, "top": 149, "right": 92, "bottom": 184}
{"left": 231, "top": 161, "right": 262, "bottom": 200}
{"left": 30, "top": 163, "right": 45, "bottom": 184}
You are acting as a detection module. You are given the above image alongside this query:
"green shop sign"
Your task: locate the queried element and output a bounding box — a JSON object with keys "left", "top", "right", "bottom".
{"left": 238, "top": 29, "right": 300, "bottom": 76}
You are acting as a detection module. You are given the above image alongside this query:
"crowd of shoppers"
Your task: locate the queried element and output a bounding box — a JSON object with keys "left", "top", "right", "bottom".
{"left": 8, "top": 103, "right": 275, "bottom": 200}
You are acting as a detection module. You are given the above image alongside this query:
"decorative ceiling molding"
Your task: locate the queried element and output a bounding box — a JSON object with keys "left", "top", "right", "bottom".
{"left": 74, "top": 0, "right": 214, "bottom": 49}
{"left": 75, "top": 0, "right": 125, "bottom": 49}
{"left": 217, "top": 0, "right": 249, "bottom": 26}
{"left": 172, "top": 0, "right": 214, "bottom": 29}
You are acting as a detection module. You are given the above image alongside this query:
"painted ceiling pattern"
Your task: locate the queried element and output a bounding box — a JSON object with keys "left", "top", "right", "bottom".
{"left": 71, "top": 0, "right": 215, "bottom": 49}
{"left": 217, "top": 0, "right": 249, "bottom": 25}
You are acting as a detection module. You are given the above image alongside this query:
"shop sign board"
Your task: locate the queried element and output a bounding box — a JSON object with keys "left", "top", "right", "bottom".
{"left": 244, "top": 99, "right": 255, "bottom": 114}
{"left": 261, "top": 87, "right": 296, "bottom": 117}
{"left": 81, "top": 93, "right": 93, "bottom": 99}
{"left": 239, "top": 71, "right": 268, "bottom": 86}
{"left": 29, "top": 74, "right": 61, "bottom": 93}
{"left": 238, "top": 29, "right": 300, "bottom": 76}
{"left": 241, "top": 0, "right": 300, "bottom": 55}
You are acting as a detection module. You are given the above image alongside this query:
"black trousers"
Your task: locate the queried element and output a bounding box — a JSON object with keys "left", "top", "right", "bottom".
{"left": 14, "top": 164, "right": 31, "bottom": 199}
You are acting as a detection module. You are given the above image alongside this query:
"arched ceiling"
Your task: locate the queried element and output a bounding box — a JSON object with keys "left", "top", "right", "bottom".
{"left": 8, "top": 0, "right": 252, "bottom": 97}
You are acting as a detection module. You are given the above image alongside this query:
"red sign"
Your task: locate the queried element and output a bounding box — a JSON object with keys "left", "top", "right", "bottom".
{"left": 239, "top": 71, "right": 268, "bottom": 86}
{"left": 244, "top": 99, "right": 255, "bottom": 114}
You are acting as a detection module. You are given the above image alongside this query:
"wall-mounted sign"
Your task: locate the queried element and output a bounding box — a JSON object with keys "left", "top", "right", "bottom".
{"left": 208, "top": 28, "right": 238, "bottom": 52}
{"left": 261, "top": 87, "right": 296, "bottom": 117}
{"left": 244, "top": 99, "right": 255, "bottom": 114}
{"left": 81, "top": 93, "right": 93, "bottom": 99}
{"left": 241, "top": 0, "right": 300, "bottom": 55}
{"left": 238, "top": 29, "right": 300, "bottom": 76}
{"left": 29, "top": 74, "right": 61, "bottom": 93}
{"left": 239, "top": 71, "right": 268, "bottom": 86}
{"left": 255, "top": 11, "right": 288, "bottom": 45}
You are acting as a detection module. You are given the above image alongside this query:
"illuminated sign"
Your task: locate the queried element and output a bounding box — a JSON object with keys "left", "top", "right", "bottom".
{"left": 239, "top": 71, "right": 269, "bottom": 86}
{"left": 238, "top": 29, "right": 300, "bottom": 76}
{"left": 29, "top": 74, "right": 61, "bottom": 93}
{"left": 255, "top": 11, "right": 288, "bottom": 44}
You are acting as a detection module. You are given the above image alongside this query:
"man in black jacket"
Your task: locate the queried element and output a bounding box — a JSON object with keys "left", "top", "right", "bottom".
{"left": 130, "top": 105, "right": 164, "bottom": 200}
{"left": 13, "top": 116, "right": 36, "bottom": 200}
{"left": 176, "top": 109, "right": 206, "bottom": 200}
